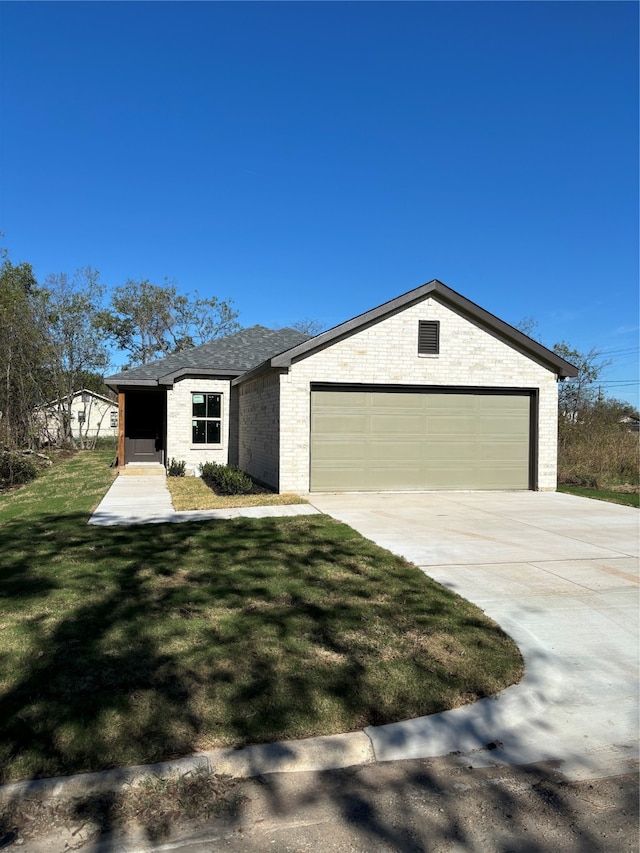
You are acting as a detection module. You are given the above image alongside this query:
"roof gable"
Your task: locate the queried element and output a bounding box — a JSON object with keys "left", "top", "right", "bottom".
{"left": 42, "top": 389, "right": 117, "bottom": 408}
{"left": 265, "top": 280, "right": 578, "bottom": 379}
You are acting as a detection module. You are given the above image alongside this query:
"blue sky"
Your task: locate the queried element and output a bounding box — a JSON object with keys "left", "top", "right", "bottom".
{"left": 1, "top": 2, "right": 638, "bottom": 405}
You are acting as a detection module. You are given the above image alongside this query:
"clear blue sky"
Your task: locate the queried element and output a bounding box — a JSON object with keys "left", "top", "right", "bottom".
{"left": 1, "top": 1, "right": 638, "bottom": 405}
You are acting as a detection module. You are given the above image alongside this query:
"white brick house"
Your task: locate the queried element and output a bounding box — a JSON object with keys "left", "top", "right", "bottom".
{"left": 105, "top": 280, "right": 577, "bottom": 492}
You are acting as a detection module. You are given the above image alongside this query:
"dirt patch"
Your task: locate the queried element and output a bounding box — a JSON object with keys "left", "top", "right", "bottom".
{"left": 0, "top": 765, "right": 244, "bottom": 850}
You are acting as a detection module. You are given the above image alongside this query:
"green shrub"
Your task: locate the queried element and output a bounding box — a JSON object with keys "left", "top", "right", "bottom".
{"left": 200, "top": 462, "right": 253, "bottom": 495}
{"left": 0, "top": 451, "right": 39, "bottom": 490}
{"left": 167, "top": 458, "right": 186, "bottom": 477}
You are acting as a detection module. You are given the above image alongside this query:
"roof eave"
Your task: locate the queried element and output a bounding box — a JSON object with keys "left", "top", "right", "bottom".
{"left": 232, "top": 360, "right": 277, "bottom": 386}
{"left": 158, "top": 367, "right": 242, "bottom": 386}
{"left": 105, "top": 378, "right": 159, "bottom": 391}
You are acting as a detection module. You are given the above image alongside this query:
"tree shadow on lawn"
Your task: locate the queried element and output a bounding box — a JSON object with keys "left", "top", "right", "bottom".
{"left": 0, "top": 511, "right": 518, "bottom": 786}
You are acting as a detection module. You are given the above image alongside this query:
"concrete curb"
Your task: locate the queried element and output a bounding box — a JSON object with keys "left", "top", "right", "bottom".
{"left": 0, "top": 733, "right": 375, "bottom": 801}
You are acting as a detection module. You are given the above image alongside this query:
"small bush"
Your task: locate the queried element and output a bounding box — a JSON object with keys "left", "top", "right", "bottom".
{"left": 167, "top": 458, "right": 186, "bottom": 477}
{"left": 0, "top": 451, "right": 39, "bottom": 490}
{"left": 200, "top": 462, "right": 253, "bottom": 495}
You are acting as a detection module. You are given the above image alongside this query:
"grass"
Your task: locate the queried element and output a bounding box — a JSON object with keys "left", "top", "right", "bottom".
{"left": 0, "top": 453, "right": 523, "bottom": 784}
{"left": 558, "top": 484, "right": 639, "bottom": 508}
{"left": 167, "top": 475, "right": 306, "bottom": 510}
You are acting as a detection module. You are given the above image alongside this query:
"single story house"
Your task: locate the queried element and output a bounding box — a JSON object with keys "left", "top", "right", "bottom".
{"left": 105, "top": 279, "right": 578, "bottom": 492}
{"left": 38, "top": 389, "right": 118, "bottom": 444}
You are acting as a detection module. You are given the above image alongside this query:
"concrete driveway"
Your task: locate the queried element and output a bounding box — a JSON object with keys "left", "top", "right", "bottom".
{"left": 309, "top": 491, "right": 639, "bottom": 780}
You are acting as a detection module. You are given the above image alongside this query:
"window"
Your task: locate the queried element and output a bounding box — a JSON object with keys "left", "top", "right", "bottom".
{"left": 418, "top": 320, "right": 439, "bottom": 355}
{"left": 192, "top": 393, "right": 222, "bottom": 444}
{"left": 77, "top": 411, "right": 86, "bottom": 424}
{"left": 110, "top": 411, "right": 118, "bottom": 428}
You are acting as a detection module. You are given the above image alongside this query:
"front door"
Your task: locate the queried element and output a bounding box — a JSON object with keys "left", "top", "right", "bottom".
{"left": 124, "top": 391, "right": 165, "bottom": 464}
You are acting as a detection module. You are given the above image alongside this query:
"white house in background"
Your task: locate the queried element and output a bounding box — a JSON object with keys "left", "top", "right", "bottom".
{"left": 39, "top": 389, "right": 118, "bottom": 445}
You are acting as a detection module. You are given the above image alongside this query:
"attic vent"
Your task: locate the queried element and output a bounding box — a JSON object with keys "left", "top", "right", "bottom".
{"left": 418, "top": 320, "right": 439, "bottom": 355}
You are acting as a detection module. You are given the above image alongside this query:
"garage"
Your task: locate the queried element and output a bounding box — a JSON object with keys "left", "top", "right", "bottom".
{"left": 310, "top": 387, "right": 534, "bottom": 492}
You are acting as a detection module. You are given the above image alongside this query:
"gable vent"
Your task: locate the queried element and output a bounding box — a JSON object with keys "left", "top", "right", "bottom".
{"left": 418, "top": 320, "right": 440, "bottom": 355}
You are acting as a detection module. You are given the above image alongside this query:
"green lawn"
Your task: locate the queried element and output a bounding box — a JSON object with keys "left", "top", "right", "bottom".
{"left": 0, "top": 453, "right": 523, "bottom": 783}
{"left": 558, "top": 484, "right": 639, "bottom": 508}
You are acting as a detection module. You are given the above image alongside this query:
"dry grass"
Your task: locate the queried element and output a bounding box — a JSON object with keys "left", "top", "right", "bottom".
{"left": 0, "top": 764, "right": 243, "bottom": 848}
{"left": 167, "top": 476, "right": 306, "bottom": 510}
{"left": 558, "top": 422, "right": 638, "bottom": 489}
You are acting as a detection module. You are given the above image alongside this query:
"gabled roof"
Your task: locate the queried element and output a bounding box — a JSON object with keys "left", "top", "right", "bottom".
{"left": 42, "top": 389, "right": 117, "bottom": 408}
{"left": 235, "top": 279, "right": 578, "bottom": 383}
{"left": 105, "top": 326, "right": 311, "bottom": 388}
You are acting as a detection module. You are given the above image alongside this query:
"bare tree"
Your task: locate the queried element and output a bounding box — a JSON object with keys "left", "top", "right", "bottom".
{"left": 43, "top": 268, "right": 111, "bottom": 447}
{"left": 289, "top": 318, "right": 325, "bottom": 336}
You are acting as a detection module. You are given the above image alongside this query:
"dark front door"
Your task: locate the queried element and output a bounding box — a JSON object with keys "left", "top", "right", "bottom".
{"left": 124, "top": 391, "right": 165, "bottom": 464}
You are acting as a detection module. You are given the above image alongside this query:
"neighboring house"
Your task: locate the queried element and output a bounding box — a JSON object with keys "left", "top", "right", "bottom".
{"left": 619, "top": 415, "right": 640, "bottom": 432}
{"left": 39, "top": 390, "right": 118, "bottom": 444}
{"left": 105, "top": 279, "right": 578, "bottom": 492}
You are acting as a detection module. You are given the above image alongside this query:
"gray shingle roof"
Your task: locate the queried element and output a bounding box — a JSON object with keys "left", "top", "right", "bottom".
{"left": 105, "top": 326, "right": 311, "bottom": 386}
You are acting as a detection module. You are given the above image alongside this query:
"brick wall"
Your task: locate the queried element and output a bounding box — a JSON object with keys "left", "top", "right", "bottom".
{"left": 237, "top": 372, "right": 281, "bottom": 489}
{"left": 275, "top": 296, "right": 559, "bottom": 492}
{"left": 166, "top": 378, "right": 232, "bottom": 473}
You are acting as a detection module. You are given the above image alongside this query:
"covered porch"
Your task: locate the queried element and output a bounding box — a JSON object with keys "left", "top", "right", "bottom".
{"left": 116, "top": 388, "right": 167, "bottom": 468}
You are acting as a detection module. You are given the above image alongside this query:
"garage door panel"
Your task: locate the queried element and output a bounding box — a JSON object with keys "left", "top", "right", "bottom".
{"left": 311, "top": 440, "right": 368, "bottom": 461}
{"left": 368, "top": 465, "right": 426, "bottom": 490}
{"left": 372, "top": 393, "right": 425, "bottom": 410}
{"left": 425, "top": 415, "right": 478, "bottom": 435}
{"left": 479, "top": 441, "right": 530, "bottom": 462}
{"left": 477, "top": 394, "right": 529, "bottom": 413}
{"left": 370, "top": 413, "right": 425, "bottom": 434}
{"left": 420, "top": 439, "right": 478, "bottom": 461}
{"left": 369, "top": 440, "right": 423, "bottom": 462}
{"left": 310, "top": 390, "right": 532, "bottom": 491}
{"left": 311, "top": 466, "right": 370, "bottom": 490}
{"left": 312, "top": 413, "right": 368, "bottom": 433}
{"left": 317, "top": 391, "right": 369, "bottom": 409}
{"left": 478, "top": 466, "right": 530, "bottom": 489}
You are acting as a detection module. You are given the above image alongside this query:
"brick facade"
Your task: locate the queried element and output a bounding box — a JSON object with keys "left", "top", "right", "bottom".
{"left": 269, "top": 296, "right": 559, "bottom": 492}
{"left": 166, "top": 377, "right": 233, "bottom": 473}
{"left": 237, "top": 373, "right": 281, "bottom": 489}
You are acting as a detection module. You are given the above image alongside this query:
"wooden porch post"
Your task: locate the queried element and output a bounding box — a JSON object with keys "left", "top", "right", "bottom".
{"left": 118, "top": 392, "right": 125, "bottom": 468}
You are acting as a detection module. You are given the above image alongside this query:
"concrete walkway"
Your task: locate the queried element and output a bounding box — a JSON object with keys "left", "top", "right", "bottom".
{"left": 88, "top": 472, "right": 321, "bottom": 526}
{"left": 10, "top": 486, "right": 634, "bottom": 803}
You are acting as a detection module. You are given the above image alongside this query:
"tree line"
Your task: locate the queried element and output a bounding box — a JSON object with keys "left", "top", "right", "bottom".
{"left": 0, "top": 247, "right": 239, "bottom": 450}
{"left": 1, "top": 245, "right": 635, "bottom": 454}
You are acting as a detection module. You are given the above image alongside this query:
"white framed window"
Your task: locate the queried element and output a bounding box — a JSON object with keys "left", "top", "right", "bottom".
{"left": 110, "top": 411, "right": 118, "bottom": 428}
{"left": 192, "top": 393, "right": 222, "bottom": 444}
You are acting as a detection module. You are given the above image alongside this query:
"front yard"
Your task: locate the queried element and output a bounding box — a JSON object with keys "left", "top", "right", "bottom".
{"left": 0, "top": 453, "right": 523, "bottom": 784}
